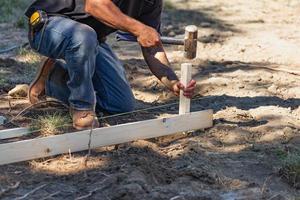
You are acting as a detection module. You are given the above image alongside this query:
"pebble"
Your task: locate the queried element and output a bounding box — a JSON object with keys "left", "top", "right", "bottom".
{"left": 168, "top": 31, "right": 176, "bottom": 37}
{"left": 8, "top": 84, "right": 29, "bottom": 97}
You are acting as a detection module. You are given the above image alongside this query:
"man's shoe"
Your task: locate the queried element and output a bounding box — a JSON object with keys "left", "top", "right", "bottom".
{"left": 71, "top": 109, "right": 100, "bottom": 130}
{"left": 28, "top": 58, "right": 55, "bottom": 104}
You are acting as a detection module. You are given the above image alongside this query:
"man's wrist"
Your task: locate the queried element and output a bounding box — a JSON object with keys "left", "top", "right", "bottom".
{"left": 161, "top": 77, "right": 179, "bottom": 91}
{"left": 128, "top": 20, "right": 145, "bottom": 37}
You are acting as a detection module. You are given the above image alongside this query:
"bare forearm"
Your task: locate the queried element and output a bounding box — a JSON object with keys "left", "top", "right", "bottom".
{"left": 142, "top": 43, "right": 179, "bottom": 90}
{"left": 85, "top": 0, "right": 144, "bottom": 36}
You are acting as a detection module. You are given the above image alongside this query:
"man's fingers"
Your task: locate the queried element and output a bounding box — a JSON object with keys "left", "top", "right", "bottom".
{"left": 178, "top": 80, "right": 196, "bottom": 91}
{"left": 155, "top": 38, "right": 160, "bottom": 45}
{"left": 183, "top": 93, "right": 193, "bottom": 98}
{"left": 177, "top": 82, "right": 185, "bottom": 90}
{"left": 175, "top": 80, "right": 196, "bottom": 98}
{"left": 183, "top": 91, "right": 193, "bottom": 96}
{"left": 186, "top": 80, "right": 197, "bottom": 88}
{"left": 183, "top": 87, "right": 195, "bottom": 92}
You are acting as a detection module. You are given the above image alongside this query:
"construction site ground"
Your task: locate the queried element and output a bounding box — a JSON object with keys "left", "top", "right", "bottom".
{"left": 0, "top": 0, "right": 299, "bottom": 199}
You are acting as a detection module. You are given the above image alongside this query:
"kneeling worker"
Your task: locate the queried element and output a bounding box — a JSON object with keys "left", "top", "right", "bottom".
{"left": 25, "top": 0, "right": 196, "bottom": 130}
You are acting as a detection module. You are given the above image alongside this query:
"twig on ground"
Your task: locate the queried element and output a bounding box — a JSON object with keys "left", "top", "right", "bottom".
{"left": 68, "top": 149, "right": 72, "bottom": 159}
{"left": 267, "top": 193, "right": 282, "bottom": 200}
{"left": 8, "top": 98, "right": 12, "bottom": 114}
{"left": 261, "top": 174, "right": 274, "bottom": 196}
{"left": 99, "top": 172, "right": 110, "bottom": 177}
{"left": 104, "top": 194, "right": 111, "bottom": 200}
{"left": 75, "top": 178, "right": 108, "bottom": 200}
{"left": 30, "top": 157, "right": 58, "bottom": 166}
{"left": 4, "top": 100, "right": 69, "bottom": 126}
{"left": 0, "top": 182, "right": 20, "bottom": 198}
{"left": 14, "top": 184, "right": 47, "bottom": 200}
{"left": 41, "top": 191, "right": 60, "bottom": 200}
{"left": 170, "top": 196, "right": 186, "bottom": 200}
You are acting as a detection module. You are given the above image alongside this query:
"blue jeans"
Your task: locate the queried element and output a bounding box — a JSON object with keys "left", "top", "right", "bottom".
{"left": 29, "top": 16, "right": 135, "bottom": 113}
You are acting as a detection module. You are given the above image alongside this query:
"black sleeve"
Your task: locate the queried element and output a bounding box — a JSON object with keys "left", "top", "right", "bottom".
{"left": 138, "top": 0, "right": 163, "bottom": 33}
{"left": 25, "top": 0, "right": 75, "bottom": 17}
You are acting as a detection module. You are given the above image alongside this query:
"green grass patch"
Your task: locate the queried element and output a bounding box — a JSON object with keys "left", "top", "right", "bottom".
{"left": 30, "top": 113, "right": 72, "bottom": 136}
{"left": 0, "top": 69, "right": 13, "bottom": 88}
{"left": 276, "top": 148, "right": 300, "bottom": 189}
{"left": 274, "top": 148, "right": 289, "bottom": 160}
{"left": 164, "top": 0, "right": 176, "bottom": 10}
{"left": 0, "top": 0, "right": 29, "bottom": 26}
{"left": 0, "top": 74, "right": 8, "bottom": 86}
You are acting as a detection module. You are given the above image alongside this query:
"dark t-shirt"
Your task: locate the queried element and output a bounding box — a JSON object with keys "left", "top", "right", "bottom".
{"left": 25, "top": 0, "right": 162, "bottom": 40}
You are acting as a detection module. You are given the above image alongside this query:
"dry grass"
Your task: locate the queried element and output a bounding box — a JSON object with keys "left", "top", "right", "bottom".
{"left": 30, "top": 112, "right": 71, "bottom": 136}
{"left": 16, "top": 48, "right": 42, "bottom": 68}
{"left": 30, "top": 155, "right": 108, "bottom": 175}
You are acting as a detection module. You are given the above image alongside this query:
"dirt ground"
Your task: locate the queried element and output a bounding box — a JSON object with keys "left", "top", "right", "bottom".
{"left": 0, "top": 0, "right": 300, "bottom": 199}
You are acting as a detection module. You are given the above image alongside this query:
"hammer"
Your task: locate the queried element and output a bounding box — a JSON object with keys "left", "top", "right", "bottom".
{"left": 116, "top": 25, "right": 198, "bottom": 59}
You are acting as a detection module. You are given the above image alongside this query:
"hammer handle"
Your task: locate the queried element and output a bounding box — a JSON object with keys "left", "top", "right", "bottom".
{"left": 160, "top": 37, "right": 184, "bottom": 45}
{"left": 116, "top": 36, "right": 184, "bottom": 46}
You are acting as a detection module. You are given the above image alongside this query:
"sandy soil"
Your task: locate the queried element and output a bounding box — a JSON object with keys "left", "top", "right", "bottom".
{"left": 0, "top": 0, "right": 299, "bottom": 199}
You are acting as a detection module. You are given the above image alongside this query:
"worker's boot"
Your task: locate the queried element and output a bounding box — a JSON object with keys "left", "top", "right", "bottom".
{"left": 28, "top": 58, "right": 55, "bottom": 104}
{"left": 70, "top": 108, "right": 100, "bottom": 130}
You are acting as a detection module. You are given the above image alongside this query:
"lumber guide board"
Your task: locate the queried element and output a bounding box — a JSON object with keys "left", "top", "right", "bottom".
{"left": 0, "top": 110, "right": 213, "bottom": 165}
{"left": 0, "top": 128, "right": 29, "bottom": 140}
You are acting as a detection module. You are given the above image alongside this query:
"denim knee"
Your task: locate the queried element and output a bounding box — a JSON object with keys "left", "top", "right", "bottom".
{"left": 70, "top": 25, "right": 98, "bottom": 56}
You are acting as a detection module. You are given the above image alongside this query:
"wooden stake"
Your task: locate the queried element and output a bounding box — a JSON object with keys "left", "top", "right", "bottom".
{"left": 179, "top": 63, "right": 192, "bottom": 115}
{"left": 0, "top": 110, "right": 213, "bottom": 165}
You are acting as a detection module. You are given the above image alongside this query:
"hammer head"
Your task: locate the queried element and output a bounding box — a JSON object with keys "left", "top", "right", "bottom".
{"left": 184, "top": 25, "right": 198, "bottom": 59}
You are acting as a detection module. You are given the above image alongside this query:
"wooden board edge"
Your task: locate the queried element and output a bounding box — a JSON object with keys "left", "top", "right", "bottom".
{"left": 0, "top": 128, "right": 29, "bottom": 140}
{"left": 0, "top": 110, "right": 213, "bottom": 165}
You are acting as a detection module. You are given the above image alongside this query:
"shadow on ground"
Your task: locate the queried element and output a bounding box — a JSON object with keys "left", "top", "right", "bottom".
{"left": 162, "top": 5, "right": 241, "bottom": 43}
{"left": 0, "top": 55, "right": 40, "bottom": 93}
{"left": 194, "top": 60, "right": 296, "bottom": 77}
{"left": 0, "top": 131, "right": 298, "bottom": 200}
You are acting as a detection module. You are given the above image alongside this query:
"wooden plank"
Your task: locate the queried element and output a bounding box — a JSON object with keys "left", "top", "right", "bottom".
{"left": 0, "top": 110, "right": 213, "bottom": 165}
{"left": 179, "top": 63, "right": 192, "bottom": 115}
{"left": 0, "top": 128, "right": 29, "bottom": 140}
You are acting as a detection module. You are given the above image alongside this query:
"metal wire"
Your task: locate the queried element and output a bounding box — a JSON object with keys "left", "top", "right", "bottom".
{"left": 0, "top": 43, "right": 29, "bottom": 54}
{"left": 3, "top": 96, "right": 210, "bottom": 137}
{"left": 2, "top": 99, "right": 69, "bottom": 126}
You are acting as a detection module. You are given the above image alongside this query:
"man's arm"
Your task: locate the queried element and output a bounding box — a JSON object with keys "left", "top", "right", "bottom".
{"left": 142, "top": 43, "right": 196, "bottom": 98}
{"left": 85, "top": 0, "right": 159, "bottom": 47}
{"left": 85, "top": 0, "right": 196, "bottom": 97}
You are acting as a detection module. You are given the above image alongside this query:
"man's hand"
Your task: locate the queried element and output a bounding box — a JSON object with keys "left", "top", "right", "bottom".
{"left": 172, "top": 80, "right": 197, "bottom": 99}
{"left": 85, "top": 0, "right": 160, "bottom": 47}
{"left": 137, "top": 26, "right": 161, "bottom": 47}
